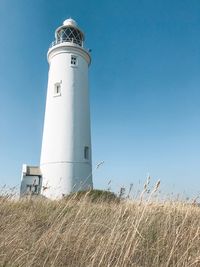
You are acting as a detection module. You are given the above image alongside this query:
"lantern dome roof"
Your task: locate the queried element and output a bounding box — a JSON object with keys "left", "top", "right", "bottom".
{"left": 63, "top": 18, "right": 78, "bottom": 28}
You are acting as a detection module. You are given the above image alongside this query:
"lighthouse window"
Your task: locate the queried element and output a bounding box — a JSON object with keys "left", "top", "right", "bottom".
{"left": 84, "top": 146, "right": 89, "bottom": 160}
{"left": 71, "top": 55, "right": 77, "bottom": 66}
{"left": 57, "top": 27, "right": 83, "bottom": 47}
{"left": 54, "top": 83, "right": 61, "bottom": 96}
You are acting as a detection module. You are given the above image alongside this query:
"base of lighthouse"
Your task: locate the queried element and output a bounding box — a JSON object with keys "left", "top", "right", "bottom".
{"left": 40, "top": 163, "right": 92, "bottom": 199}
{"left": 20, "top": 163, "right": 93, "bottom": 199}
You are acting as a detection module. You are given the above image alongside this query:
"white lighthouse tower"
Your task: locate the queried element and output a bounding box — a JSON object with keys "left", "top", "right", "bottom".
{"left": 40, "top": 18, "right": 93, "bottom": 199}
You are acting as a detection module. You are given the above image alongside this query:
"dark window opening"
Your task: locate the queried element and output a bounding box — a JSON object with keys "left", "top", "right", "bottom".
{"left": 84, "top": 146, "right": 89, "bottom": 160}
{"left": 71, "top": 55, "right": 77, "bottom": 65}
{"left": 54, "top": 83, "right": 61, "bottom": 96}
{"left": 26, "top": 185, "right": 38, "bottom": 193}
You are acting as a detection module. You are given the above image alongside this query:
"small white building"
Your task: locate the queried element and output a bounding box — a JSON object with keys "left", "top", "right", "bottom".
{"left": 20, "top": 165, "right": 42, "bottom": 196}
{"left": 20, "top": 18, "right": 93, "bottom": 199}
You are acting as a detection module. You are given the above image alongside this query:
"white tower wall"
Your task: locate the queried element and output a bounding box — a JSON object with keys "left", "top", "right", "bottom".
{"left": 40, "top": 20, "right": 92, "bottom": 199}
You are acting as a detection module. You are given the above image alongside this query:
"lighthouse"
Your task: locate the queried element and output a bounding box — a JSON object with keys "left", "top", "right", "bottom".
{"left": 20, "top": 18, "right": 93, "bottom": 199}
{"left": 39, "top": 18, "right": 93, "bottom": 199}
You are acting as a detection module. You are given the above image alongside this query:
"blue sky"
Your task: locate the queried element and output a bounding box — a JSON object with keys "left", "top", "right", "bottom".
{"left": 0, "top": 0, "right": 200, "bottom": 197}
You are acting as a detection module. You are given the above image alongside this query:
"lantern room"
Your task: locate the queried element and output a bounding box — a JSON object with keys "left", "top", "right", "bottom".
{"left": 52, "top": 18, "right": 84, "bottom": 47}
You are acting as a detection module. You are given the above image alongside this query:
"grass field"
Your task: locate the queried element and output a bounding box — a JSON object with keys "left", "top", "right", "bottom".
{"left": 0, "top": 189, "right": 200, "bottom": 267}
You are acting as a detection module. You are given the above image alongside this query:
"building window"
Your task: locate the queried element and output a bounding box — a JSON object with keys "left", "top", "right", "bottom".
{"left": 71, "top": 55, "right": 77, "bottom": 66}
{"left": 84, "top": 146, "right": 89, "bottom": 160}
{"left": 54, "top": 82, "right": 61, "bottom": 96}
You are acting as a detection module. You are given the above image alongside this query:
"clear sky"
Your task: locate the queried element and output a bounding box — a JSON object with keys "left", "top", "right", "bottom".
{"left": 0, "top": 0, "right": 200, "bottom": 197}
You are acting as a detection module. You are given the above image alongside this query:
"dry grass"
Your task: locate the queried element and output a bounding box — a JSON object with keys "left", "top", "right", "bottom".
{"left": 0, "top": 192, "right": 200, "bottom": 267}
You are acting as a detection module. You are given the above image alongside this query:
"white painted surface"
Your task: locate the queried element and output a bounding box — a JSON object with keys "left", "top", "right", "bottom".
{"left": 40, "top": 20, "right": 93, "bottom": 199}
{"left": 20, "top": 165, "right": 42, "bottom": 196}
{"left": 63, "top": 18, "right": 77, "bottom": 27}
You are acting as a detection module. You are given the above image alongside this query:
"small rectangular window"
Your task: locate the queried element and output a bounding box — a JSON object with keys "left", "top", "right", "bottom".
{"left": 84, "top": 146, "right": 89, "bottom": 160}
{"left": 71, "top": 55, "right": 77, "bottom": 66}
{"left": 54, "top": 83, "right": 61, "bottom": 96}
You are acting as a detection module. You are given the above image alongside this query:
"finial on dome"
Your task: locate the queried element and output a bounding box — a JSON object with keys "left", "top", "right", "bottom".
{"left": 63, "top": 18, "right": 78, "bottom": 27}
